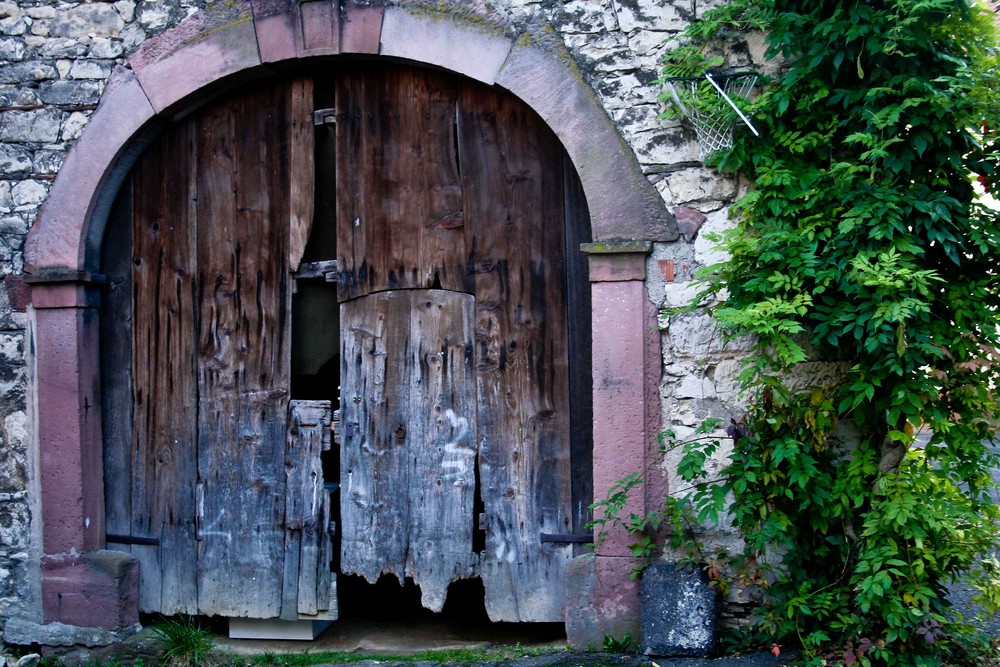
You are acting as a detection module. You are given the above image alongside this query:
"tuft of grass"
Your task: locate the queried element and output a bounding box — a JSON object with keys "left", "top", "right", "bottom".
{"left": 150, "top": 617, "right": 216, "bottom": 667}
{"left": 601, "top": 634, "right": 633, "bottom": 653}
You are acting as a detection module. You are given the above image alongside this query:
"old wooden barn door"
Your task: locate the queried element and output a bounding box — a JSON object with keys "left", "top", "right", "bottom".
{"left": 101, "top": 63, "right": 591, "bottom": 624}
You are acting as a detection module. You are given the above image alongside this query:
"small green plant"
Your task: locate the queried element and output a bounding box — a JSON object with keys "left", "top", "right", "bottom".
{"left": 150, "top": 616, "right": 216, "bottom": 667}
{"left": 602, "top": 634, "right": 634, "bottom": 653}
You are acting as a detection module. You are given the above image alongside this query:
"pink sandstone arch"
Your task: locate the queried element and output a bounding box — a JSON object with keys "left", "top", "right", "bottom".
{"left": 22, "top": 0, "right": 674, "bottom": 644}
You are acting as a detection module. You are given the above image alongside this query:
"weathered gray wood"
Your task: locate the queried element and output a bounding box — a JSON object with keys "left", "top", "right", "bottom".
{"left": 457, "top": 83, "right": 574, "bottom": 622}
{"left": 340, "top": 289, "right": 477, "bottom": 611}
{"left": 334, "top": 65, "right": 466, "bottom": 301}
{"left": 284, "top": 400, "right": 335, "bottom": 617}
{"left": 195, "top": 84, "right": 293, "bottom": 618}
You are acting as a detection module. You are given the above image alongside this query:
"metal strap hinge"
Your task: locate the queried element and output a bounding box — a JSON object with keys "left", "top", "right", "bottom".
{"left": 313, "top": 108, "right": 336, "bottom": 125}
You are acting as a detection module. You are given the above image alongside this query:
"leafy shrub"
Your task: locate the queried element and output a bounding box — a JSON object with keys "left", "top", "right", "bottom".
{"left": 601, "top": 1, "right": 1000, "bottom": 664}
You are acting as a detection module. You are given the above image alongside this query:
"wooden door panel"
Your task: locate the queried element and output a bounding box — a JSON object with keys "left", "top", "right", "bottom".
{"left": 194, "top": 84, "right": 293, "bottom": 617}
{"left": 103, "top": 118, "right": 202, "bottom": 615}
{"left": 334, "top": 67, "right": 466, "bottom": 301}
{"left": 340, "top": 289, "right": 478, "bottom": 612}
{"left": 457, "top": 84, "right": 573, "bottom": 622}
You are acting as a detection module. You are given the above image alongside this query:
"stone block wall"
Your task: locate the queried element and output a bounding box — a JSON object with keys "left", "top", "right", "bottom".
{"left": 0, "top": 0, "right": 762, "bottom": 633}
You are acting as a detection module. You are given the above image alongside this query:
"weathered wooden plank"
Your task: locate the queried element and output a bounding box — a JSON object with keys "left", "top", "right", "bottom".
{"left": 289, "top": 77, "right": 316, "bottom": 272}
{"left": 405, "top": 291, "right": 478, "bottom": 611}
{"left": 340, "top": 290, "right": 478, "bottom": 610}
{"left": 128, "top": 119, "right": 200, "bottom": 615}
{"left": 339, "top": 291, "right": 406, "bottom": 582}
{"left": 195, "top": 84, "right": 293, "bottom": 618}
{"left": 334, "top": 65, "right": 466, "bottom": 301}
{"left": 284, "top": 400, "right": 333, "bottom": 617}
{"left": 457, "top": 83, "right": 574, "bottom": 622}
{"left": 280, "top": 530, "right": 302, "bottom": 621}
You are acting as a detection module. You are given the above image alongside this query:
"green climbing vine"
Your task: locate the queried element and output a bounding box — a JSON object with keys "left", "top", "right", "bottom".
{"left": 602, "top": 1, "right": 1000, "bottom": 664}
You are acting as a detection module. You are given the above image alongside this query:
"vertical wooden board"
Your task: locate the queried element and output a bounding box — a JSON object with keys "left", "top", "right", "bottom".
{"left": 339, "top": 290, "right": 478, "bottom": 608}
{"left": 403, "top": 290, "right": 478, "bottom": 612}
{"left": 128, "top": 120, "right": 200, "bottom": 614}
{"left": 457, "top": 84, "right": 573, "bottom": 622}
{"left": 334, "top": 66, "right": 466, "bottom": 301}
{"left": 289, "top": 77, "right": 316, "bottom": 272}
{"left": 339, "top": 292, "right": 408, "bottom": 583}
{"left": 284, "top": 400, "right": 333, "bottom": 616}
{"left": 195, "top": 83, "right": 293, "bottom": 618}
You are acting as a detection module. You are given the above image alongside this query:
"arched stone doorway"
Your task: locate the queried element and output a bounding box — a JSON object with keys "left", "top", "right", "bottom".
{"left": 23, "top": 0, "right": 675, "bottom": 643}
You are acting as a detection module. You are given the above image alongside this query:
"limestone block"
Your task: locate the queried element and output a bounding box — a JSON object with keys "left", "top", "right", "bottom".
{"left": 614, "top": 0, "right": 688, "bottom": 33}
{"left": 662, "top": 282, "right": 700, "bottom": 309}
{"left": 0, "top": 37, "right": 24, "bottom": 61}
{"left": 666, "top": 167, "right": 739, "bottom": 204}
{"left": 668, "top": 312, "right": 720, "bottom": 358}
{"left": 611, "top": 101, "right": 663, "bottom": 132}
{"left": 712, "top": 359, "right": 744, "bottom": 403}
{"left": 0, "top": 62, "right": 57, "bottom": 84}
{"left": 640, "top": 563, "right": 717, "bottom": 657}
{"left": 596, "top": 72, "right": 658, "bottom": 110}
{"left": 39, "top": 80, "right": 103, "bottom": 106}
{"left": 137, "top": 3, "right": 172, "bottom": 32}
{"left": 49, "top": 4, "right": 125, "bottom": 40}
{"left": 69, "top": 60, "right": 114, "bottom": 80}
{"left": 38, "top": 38, "right": 88, "bottom": 59}
{"left": 0, "top": 86, "right": 40, "bottom": 108}
{"left": 120, "top": 23, "right": 146, "bottom": 51}
{"left": 563, "top": 31, "right": 636, "bottom": 73}
{"left": 0, "top": 5, "right": 28, "bottom": 38}
{"left": 627, "top": 29, "right": 672, "bottom": 58}
{"left": 12, "top": 181, "right": 46, "bottom": 207}
{"left": 32, "top": 150, "right": 64, "bottom": 175}
{"left": 0, "top": 109, "right": 62, "bottom": 143}
{"left": 114, "top": 2, "right": 137, "bottom": 24}
{"left": 61, "top": 111, "right": 90, "bottom": 141}
{"left": 0, "top": 186, "right": 12, "bottom": 212}
{"left": 634, "top": 126, "right": 700, "bottom": 166}
{"left": 559, "top": 1, "right": 618, "bottom": 34}
{"left": 24, "top": 7, "right": 56, "bottom": 21}
{"left": 0, "top": 145, "right": 31, "bottom": 175}
{"left": 693, "top": 209, "right": 733, "bottom": 267}
{"left": 674, "top": 373, "right": 715, "bottom": 400}
{"left": 89, "top": 37, "right": 125, "bottom": 59}
{"left": 0, "top": 502, "right": 29, "bottom": 547}
{"left": 0, "top": 433, "right": 26, "bottom": 488}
